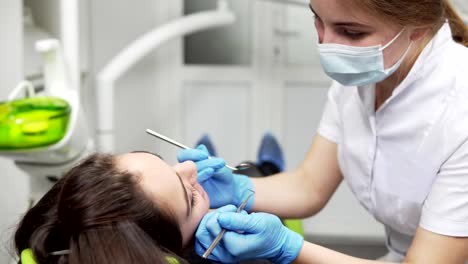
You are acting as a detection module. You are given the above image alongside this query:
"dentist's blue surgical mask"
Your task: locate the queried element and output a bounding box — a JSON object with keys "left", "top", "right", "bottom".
{"left": 317, "top": 29, "right": 412, "bottom": 87}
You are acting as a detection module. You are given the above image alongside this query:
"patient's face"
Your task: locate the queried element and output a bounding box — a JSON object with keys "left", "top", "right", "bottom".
{"left": 117, "top": 152, "right": 210, "bottom": 247}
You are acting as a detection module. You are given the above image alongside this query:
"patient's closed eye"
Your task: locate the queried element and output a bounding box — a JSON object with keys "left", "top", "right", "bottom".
{"left": 190, "top": 186, "right": 201, "bottom": 209}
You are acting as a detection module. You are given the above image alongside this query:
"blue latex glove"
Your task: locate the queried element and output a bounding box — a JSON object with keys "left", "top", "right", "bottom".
{"left": 196, "top": 208, "right": 304, "bottom": 264}
{"left": 177, "top": 145, "right": 254, "bottom": 209}
{"left": 195, "top": 205, "right": 240, "bottom": 263}
{"left": 195, "top": 205, "right": 254, "bottom": 263}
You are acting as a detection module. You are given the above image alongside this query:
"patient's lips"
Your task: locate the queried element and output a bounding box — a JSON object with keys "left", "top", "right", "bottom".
{"left": 195, "top": 182, "right": 207, "bottom": 200}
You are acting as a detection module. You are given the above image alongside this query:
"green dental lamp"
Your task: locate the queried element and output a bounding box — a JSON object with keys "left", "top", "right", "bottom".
{"left": 0, "top": 91, "right": 71, "bottom": 150}
{"left": 0, "top": 39, "right": 92, "bottom": 204}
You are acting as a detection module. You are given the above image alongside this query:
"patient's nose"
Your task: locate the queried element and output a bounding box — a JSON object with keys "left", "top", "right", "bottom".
{"left": 177, "top": 161, "right": 197, "bottom": 184}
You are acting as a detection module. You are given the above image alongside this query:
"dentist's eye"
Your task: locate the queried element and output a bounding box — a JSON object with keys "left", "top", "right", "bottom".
{"left": 340, "top": 29, "right": 368, "bottom": 40}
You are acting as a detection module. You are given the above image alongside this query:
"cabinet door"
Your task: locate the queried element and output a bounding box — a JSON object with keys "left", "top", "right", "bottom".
{"left": 184, "top": 0, "right": 253, "bottom": 66}
{"left": 180, "top": 0, "right": 259, "bottom": 164}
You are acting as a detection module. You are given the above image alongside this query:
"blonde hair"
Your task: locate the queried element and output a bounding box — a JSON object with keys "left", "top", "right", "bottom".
{"left": 350, "top": 0, "right": 468, "bottom": 47}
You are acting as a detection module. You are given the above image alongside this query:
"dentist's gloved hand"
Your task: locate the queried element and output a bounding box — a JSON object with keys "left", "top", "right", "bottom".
{"left": 195, "top": 207, "right": 304, "bottom": 264}
{"left": 178, "top": 145, "right": 254, "bottom": 209}
{"left": 195, "top": 205, "right": 241, "bottom": 263}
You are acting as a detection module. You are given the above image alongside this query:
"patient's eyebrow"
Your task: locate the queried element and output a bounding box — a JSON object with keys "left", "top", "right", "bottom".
{"left": 131, "top": 150, "right": 190, "bottom": 216}
{"left": 175, "top": 171, "right": 191, "bottom": 217}
{"left": 131, "top": 150, "right": 163, "bottom": 159}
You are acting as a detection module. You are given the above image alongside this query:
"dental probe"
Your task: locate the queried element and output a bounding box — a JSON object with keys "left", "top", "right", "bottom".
{"left": 202, "top": 191, "right": 255, "bottom": 259}
{"left": 145, "top": 129, "right": 249, "bottom": 171}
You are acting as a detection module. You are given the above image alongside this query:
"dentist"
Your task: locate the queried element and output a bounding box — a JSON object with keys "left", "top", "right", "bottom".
{"left": 179, "top": 0, "right": 468, "bottom": 263}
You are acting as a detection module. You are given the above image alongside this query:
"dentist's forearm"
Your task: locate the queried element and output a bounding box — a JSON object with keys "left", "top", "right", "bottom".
{"left": 293, "top": 241, "right": 396, "bottom": 264}
{"left": 250, "top": 170, "right": 324, "bottom": 218}
{"left": 251, "top": 135, "right": 343, "bottom": 219}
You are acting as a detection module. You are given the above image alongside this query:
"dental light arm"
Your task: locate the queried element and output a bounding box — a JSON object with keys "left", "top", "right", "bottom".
{"left": 96, "top": 0, "right": 236, "bottom": 152}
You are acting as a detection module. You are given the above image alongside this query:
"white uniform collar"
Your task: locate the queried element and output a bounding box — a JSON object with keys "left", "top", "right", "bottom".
{"left": 358, "top": 23, "right": 454, "bottom": 113}
{"left": 405, "top": 22, "right": 453, "bottom": 86}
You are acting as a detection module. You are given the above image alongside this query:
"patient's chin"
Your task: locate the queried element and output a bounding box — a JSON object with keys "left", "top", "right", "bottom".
{"left": 182, "top": 235, "right": 196, "bottom": 254}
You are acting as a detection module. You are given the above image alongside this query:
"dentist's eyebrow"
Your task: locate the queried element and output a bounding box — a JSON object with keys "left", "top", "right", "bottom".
{"left": 309, "top": 4, "right": 320, "bottom": 18}
{"left": 175, "top": 171, "right": 191, "bottom": 217}
{"left": 309, "top": 4, "right": 372, "bottom": 29}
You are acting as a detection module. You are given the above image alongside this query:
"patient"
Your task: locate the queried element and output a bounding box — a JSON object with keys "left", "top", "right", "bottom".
{"left": 14, "top": 151, "right": 212, "bottom": 264}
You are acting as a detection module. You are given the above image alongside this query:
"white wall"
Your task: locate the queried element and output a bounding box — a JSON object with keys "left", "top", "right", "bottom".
{"left": 0, "top": 1, "right": 29, "bottom": 263}
{"left": 453, "top": 0, "right": 468, "bottom": 14}
{"left": 26, "top": 0, "right": 90, "bottom": 77}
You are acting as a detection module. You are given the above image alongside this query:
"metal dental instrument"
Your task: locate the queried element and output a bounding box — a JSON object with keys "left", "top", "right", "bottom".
{"left": 145, "top": 129, "right": 250, "bottom": 171}
{"left": 202, "top": 191, "right": 255, "bottom": 259}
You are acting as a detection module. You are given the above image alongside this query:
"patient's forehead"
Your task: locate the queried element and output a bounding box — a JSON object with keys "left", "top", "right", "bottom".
{"left": 116, "top": 152, "right": 167, "bottom": 173}
{"left": 115, "top": 152, "right": 187, "bottom": 214}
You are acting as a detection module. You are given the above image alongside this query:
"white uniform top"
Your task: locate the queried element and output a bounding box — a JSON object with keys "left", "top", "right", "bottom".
{"left": 317, "top": 23, "right": 468, "bottom": 260}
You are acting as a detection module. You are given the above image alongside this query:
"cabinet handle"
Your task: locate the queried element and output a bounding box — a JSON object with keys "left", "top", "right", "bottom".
{"left": 274, "top": 28, "right": 301, "bottom": 38}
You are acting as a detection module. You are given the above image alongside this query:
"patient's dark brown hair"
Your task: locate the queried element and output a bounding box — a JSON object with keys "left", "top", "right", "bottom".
{"left": 14, "top": 153, "right": 188, "bottom": 264}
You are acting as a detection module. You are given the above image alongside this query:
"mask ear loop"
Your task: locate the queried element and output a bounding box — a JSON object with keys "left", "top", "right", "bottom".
{"left": 382, "top": 41, "right": 413, "bottom": 74}
{"left": 379, "top": 28, "right": 406, "bottom": 51}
